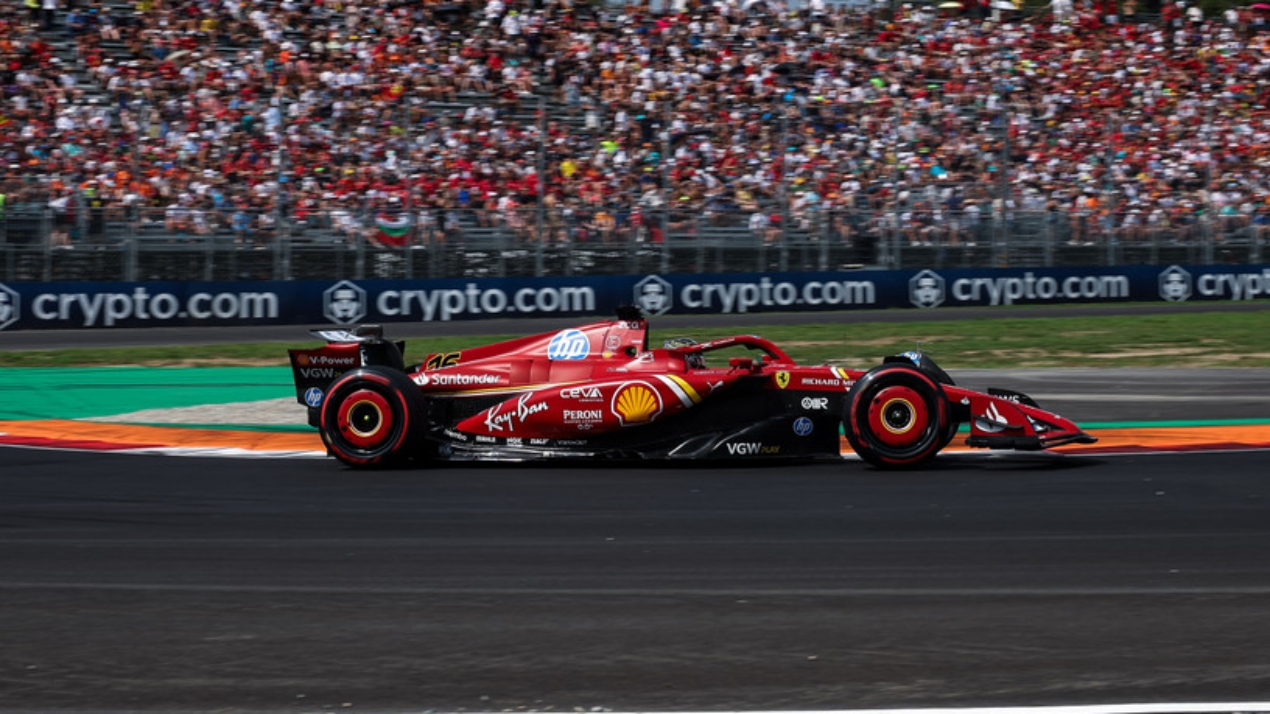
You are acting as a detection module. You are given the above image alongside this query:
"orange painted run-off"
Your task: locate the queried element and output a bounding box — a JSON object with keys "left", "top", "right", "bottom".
{"left": 3, "top": 420, "right": 1270, "bottom": 457}
{"left": 839, "top": 424, "right": 1270, "bottom": 456}
{"left": 1050, "top": 424, "right": 1270, "bottom": 453}
{"left": 0, "top": 420, "right": 324, "bottom": 453}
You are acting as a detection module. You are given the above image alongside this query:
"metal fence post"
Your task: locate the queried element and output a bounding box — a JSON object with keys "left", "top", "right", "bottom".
{"left": 658, "top": 206, "right": 669, "bottom": 275}
{"left": 497, "top": 219, "right": 508, "bottom": 278}
{"left": 278, "top": 212, "right": 292, "bottom": 281}
{"left": 0, "top": 209, "right": 6, "bottom": 282}
{"left": 694, "top": 217, "right": 705, "bottom": 274}
{"left": 41, "top": 207, "right": 53, "bottom": 282}
{"left": 818, "top": 214, "right": 829, "bottom": 272}
{"left": 204, "top": 232, "right": 214, "bottom": 282}
{"left": 1046, "top": 215, "right": 1058, "bottom": 267}
{"left": 1202, "top": 216, "right": 1215, "bottom": 265}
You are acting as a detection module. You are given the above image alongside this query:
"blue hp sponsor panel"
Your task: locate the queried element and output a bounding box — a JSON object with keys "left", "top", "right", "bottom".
{"left": 793, "top": 417, "right": 814, "bottom": 437}
{"left": 547, "top": 329, "right": 591, "bottom": 360}
{"left": 1, "top": 265, "right": 1267, "bottom": 330}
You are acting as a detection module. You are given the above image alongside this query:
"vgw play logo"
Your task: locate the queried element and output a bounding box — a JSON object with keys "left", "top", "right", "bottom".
{"left": 0, "top": 283, "right": 19, "bottom": 331}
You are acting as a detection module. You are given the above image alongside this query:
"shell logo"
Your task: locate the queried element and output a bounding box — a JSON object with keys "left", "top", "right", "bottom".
{"left": 298, "top": 354, "right": 310, "bottom": 366}
{"left": 612, "top": 381, "right": 663, "bottom": 426}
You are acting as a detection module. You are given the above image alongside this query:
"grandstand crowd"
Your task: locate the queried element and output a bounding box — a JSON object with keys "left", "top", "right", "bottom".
{"left": 4, "top": 0, "right": 1270, "bottom": 247}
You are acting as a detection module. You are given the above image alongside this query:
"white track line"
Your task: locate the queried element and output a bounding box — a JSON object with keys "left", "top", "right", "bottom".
{"left": 9, "top": 704, "right": 1270, "bottom": 714}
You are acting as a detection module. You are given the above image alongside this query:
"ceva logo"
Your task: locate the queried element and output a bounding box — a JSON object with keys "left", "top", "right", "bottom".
{"left": 634, "top": 275, "right": 673, "bottom": 316}
{"left": 324, "top": 280, "right": 367, "bottom": 324}
{"left": 1158, "top": 265, "right": 1192, "bottom": 302}
{"left": 909, "top": 270, "right": 946, "bottom": 308}
{"left": 0, "top": 283, "right": 18, "bottom": 331}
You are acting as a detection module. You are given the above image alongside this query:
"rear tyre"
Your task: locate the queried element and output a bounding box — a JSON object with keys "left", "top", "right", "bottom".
{"left": 844, "top": 365, "right": 949, "bottom": 469}
{"left": 320, "top": 367, "right": 424, "bottom": 468}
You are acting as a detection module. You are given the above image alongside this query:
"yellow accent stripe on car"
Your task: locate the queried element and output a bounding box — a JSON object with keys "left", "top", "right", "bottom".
{"left": 657, "top": 374, "right": 702, "bottom": 406}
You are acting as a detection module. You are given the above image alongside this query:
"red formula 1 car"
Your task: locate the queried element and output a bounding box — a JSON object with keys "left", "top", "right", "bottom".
{"left": 287, "top": 308, "right": 1095, "bottom": 469}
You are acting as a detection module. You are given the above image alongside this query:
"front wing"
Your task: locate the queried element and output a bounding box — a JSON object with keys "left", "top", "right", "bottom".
{"left": 948, "top": 385, "right": 1096, "bottom": 450}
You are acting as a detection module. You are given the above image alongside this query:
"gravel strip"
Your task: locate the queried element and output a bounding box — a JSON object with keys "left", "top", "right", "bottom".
{"left": 83, "top": 397, "right": 307, "bottom": 426}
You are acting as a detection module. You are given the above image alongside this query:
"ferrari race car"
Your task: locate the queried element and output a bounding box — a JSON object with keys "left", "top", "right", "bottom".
{"left": 287, "top": 308, "right": 1096, "bottom": 469}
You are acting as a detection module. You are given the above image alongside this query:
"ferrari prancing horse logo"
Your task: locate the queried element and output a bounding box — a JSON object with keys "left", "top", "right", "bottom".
{"left": 775, "top": 372, "right": 791, "bottom": 389}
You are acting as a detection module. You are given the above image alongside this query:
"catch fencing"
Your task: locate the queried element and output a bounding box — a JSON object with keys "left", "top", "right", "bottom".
{"left": 0, "top": 206, "right": 1263, "bottom": 283}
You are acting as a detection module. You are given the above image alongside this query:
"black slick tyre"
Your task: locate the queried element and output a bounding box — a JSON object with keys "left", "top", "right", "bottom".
{"left": 844, "top": 364, "right": 949, "bottom": 469}
{"left": 319, "top": 367, "right": 425, "bottom": 468}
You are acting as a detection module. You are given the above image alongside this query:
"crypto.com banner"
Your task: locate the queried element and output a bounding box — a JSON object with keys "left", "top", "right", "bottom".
{"left": 0, "top": 265, "right": 1266, "bottom": 331}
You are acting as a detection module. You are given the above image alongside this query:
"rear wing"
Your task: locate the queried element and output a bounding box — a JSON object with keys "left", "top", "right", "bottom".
{"left": 287, "top": 325, "right": 407, "bottom": 406}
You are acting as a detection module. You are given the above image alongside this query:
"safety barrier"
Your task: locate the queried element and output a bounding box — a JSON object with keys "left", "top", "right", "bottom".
{"left": 1, "top": 264, "right": 1266, "bottom": 331}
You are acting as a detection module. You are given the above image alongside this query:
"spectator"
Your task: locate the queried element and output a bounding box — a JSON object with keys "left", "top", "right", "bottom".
{"left": 231, "top": 204, "right": 253, "bottom": 244}
{"left": 40, "top": 0, "right": 57, "bottom": 31}
{"left": 164, "top": 196, "right": 191, "bottom": 236}
{"left": 2, "top": 0, "right": 1270, "bottom": 258}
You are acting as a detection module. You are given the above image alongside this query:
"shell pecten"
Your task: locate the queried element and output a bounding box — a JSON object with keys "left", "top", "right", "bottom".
{"left": 614, "top": 383, "right": 661, "bottom": 425}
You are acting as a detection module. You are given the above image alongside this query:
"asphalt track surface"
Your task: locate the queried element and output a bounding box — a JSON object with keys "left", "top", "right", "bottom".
{"left": 3, "top": 447, "right": 1270, "bottom": 712}
{"left": 3, "top": 304, "right": 1270, "bottom": 712}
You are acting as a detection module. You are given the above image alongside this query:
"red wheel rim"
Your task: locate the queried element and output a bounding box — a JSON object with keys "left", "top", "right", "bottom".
{"left": 337, "top": 389, "right": 395, "bottom": 449}
{"left": 867, "top": 385, "right": 929, "bottom": 448}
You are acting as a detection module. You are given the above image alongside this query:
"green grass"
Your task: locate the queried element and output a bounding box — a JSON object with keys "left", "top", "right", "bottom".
{"left": 676, "top": 312, "right": 1270, "bottom": 369}
{"left": 3, "top": 311, "right": 1269, "bottom": 369}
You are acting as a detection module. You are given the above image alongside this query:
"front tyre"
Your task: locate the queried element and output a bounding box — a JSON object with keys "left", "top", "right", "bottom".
{"left": 320, "top": 367, "right": 424, "bottom": 468}
{"left": 844, "top": 365, "right": 949, "bottom": 469}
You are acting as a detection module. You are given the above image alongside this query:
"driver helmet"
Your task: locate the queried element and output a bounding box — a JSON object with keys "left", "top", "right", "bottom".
{"left": 664, "top": 337, "right": 704, "bottom": 369}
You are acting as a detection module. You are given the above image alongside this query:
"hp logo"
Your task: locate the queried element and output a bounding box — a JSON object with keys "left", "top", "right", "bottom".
{"left": 547, "top": 329, "right": 590, "bottom": 360}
